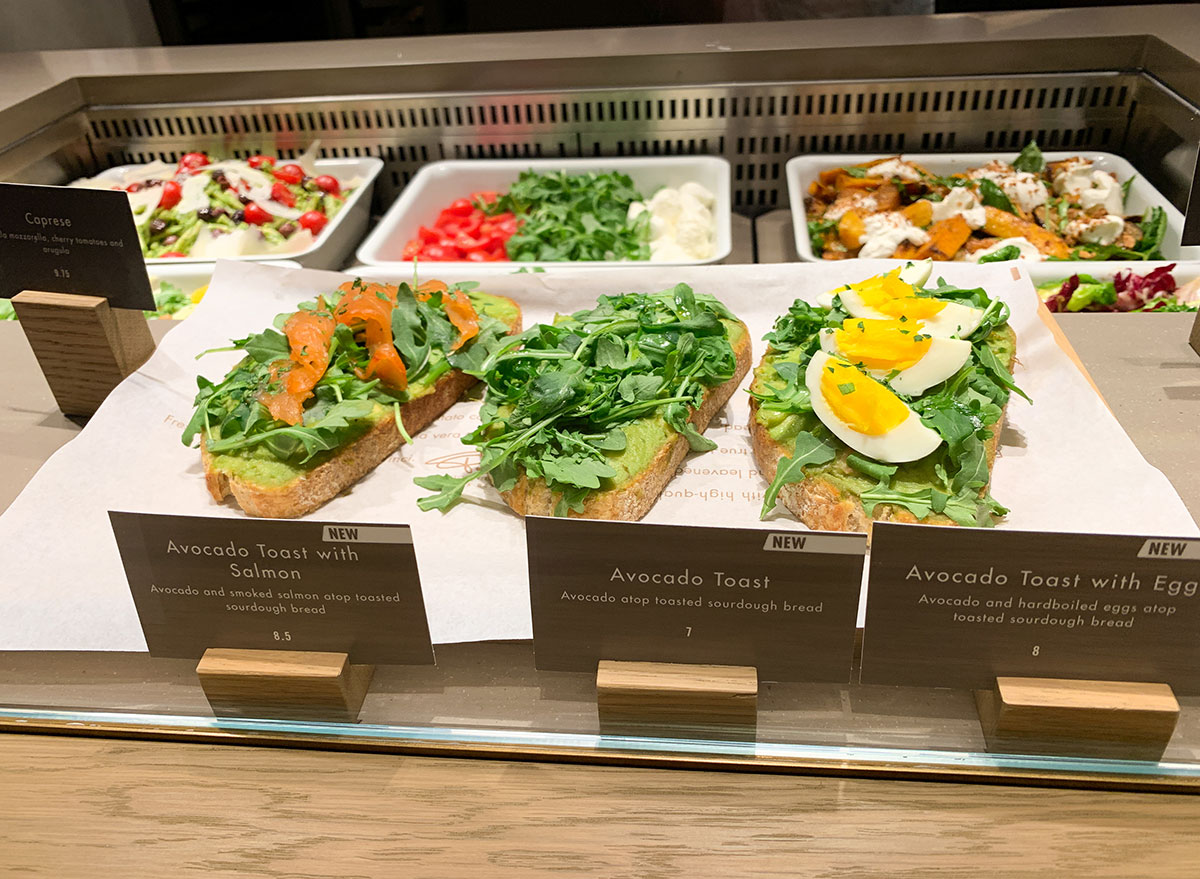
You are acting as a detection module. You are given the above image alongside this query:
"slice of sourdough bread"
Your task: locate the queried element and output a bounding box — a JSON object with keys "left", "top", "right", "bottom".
{"left": 202, "top": 295, "right": 521, "bottom": 519}
{"left": 499, "top": 321, "right": 752, "bottom": 521}
{"left": 749, "top": 325, "right": 1015, "bottom": 532}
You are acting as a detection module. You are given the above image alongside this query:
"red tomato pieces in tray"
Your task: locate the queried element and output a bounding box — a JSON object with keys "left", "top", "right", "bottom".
{"left": 401, "top": 191, "right": 518, "bottom": 261}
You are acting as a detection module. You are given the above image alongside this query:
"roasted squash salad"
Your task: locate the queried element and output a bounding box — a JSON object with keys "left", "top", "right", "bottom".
{"left": 806, "top": 142, "right": 1166, "bottom": 263}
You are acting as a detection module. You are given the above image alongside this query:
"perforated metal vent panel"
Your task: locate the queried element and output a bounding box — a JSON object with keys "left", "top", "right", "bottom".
{"left": 76, "top": 73, "right": 1137, "bottom": 214}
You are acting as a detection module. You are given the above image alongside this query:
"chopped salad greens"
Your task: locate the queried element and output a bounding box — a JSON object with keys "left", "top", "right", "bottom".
{"left": 1037, "top": 264, "right": 1199, "bottom": 312}
{"left": 71, "top": 151, "right": 354, "bottom": 259}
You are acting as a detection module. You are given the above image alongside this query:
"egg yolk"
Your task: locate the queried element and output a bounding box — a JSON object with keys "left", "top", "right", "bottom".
{"left": 820, "top": 358, "right": 910, "bottom": 436}
{"left": 849, "top": 270, "right": 947, "bottom": 320}
{"left": 833, "top": 319, "right": 932, "bottom": 371}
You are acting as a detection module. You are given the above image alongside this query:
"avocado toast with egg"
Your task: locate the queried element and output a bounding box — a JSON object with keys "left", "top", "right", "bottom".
{"left": 750, "top": 261, "right": 1026, "bottom": 531}
{"left": 416, "top": 284, "right": 751, "bottom": 520}
{"left": 183, "top": 278, "right": 522, "bottom": 518}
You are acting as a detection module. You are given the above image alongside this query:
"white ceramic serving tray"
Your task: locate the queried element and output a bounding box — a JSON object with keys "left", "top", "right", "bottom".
{"left": 1024, "top": 259, "right": 1200, "bottom": 312}
{"left": 356, "top": 156, "right": 732, "bottom": 270}
{"left": 785, "top": 151, "right": 1200, "bottom": 266}
{"left": 89, "top": 157, "right": 383, "bottom": 269}
{"left": 1024, "top": 259, "right": 1199, "bottom": 288}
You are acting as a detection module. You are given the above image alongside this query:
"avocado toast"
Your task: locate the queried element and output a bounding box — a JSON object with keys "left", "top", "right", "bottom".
{"left": 183, "top": 278, "right": 522, "bottom": 518}
{"left": 416, "top": 283, "right": 751, "bottom": 520}
{"left": 750, "top": 261, "right": 1027, "bottom": 531}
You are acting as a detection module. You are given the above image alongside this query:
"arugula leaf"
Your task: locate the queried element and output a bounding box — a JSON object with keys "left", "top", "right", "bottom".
{"left": 976, "top": 345, "right": 1031, "bottom": 403}
{"left": 843, "top": 166, "right": 868, "bottom": 178}
{"left": 1121, "top": 174, "right": 1136, "bottom": 207}
{"left": 977, "top": 178, "right": 1016, "bottom": 214}
{"left": 763, "top": 299, "right": 829, "bottom": 352}
{"left": 236, "top": 329, "right": 290, "bottom": 364}
{"left": 951, "top": 434, "right": 989, "bottom": 493}
{"left": 861, "top": 484, "right": 933, "bottom": 520}
{"left": 618, "top": 373, "right": 664, "bottom": 402}
{"left": 0, "top": 299, "right": 15, "bottom": 321}
{"left": 847, "top": 454, "right": 897, "bottom": 483}
{"left": 977, "top": 245, "right": 1022, "bottom": 264}
{"left": 759, "top": 432, "right": 837, "bottom": 519}
{"left": 807, "top": 218, "right": 837, "bottom": 255}
{"left": 414, "top": 472, "right": 478, "bottom": 512}
{"left": 1011, "top": 140, "right": 1045, "bottom": 174}
{"left": 1134, "top": 206, "right": 1166, "bottom": 258}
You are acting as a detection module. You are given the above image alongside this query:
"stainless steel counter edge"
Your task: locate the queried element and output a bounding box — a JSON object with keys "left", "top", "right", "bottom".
{"left": 2, "top": 6, "right": 1200, "bottom": 134}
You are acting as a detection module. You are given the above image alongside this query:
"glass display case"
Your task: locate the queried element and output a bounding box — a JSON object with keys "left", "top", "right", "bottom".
{"left": 1, "top": 8, "right": 1199, "bottom": 792}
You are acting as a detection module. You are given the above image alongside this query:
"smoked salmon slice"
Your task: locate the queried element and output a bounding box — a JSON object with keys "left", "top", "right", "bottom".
{"left": 334, "top": 280, "right": 408, "bottom": 391}
{"left": 415, "top": 280, "right": 479, "bottom": 351}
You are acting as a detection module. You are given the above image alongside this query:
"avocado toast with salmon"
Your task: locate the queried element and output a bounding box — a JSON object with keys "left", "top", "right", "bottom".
{"left": 183, "top": 278, "right": 522, "bottom": 518}
{"left": 415, "top": 283, "right": 750, "bottom": 520}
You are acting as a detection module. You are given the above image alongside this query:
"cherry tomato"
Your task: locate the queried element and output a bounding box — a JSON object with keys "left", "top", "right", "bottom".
{"left": 247, "top": 154, "right": 275, "bottom": 169}
{"left": 126, "top": 182, "right": 144, "bottom": 193}
{"left": 160, "top": 251, "right": 186, "bottom": 258}
{"left": 455, "top": 233, "right": 483, "bottom": 251}
{"left": 400, "top": 193, "right": 517, "bottom": 262}
{"left": 158, "top": 180, "right": 183, "bottom": 210}
{"left": 177, "top": 152, "right": 209, "bottom": 173}
{"left": 298, "top": 210, "right": 328, "bottom": 234}
{"left": 273, "top": 163, "right": 305, "bottom": 185}
{"left": 313, "top": 175, "right": 340, "bottom": 195}
{"left": 270, "top": 182, "right": 296, "bottom": 208}
{"left": 242, "top": 202, "right": 273, "bottom": 225}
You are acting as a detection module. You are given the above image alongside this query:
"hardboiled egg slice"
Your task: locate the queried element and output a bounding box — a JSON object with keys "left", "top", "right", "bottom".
{"left": 820, "top": 259, "right": 933, "bottom": 309}
{"left": 819, "top": 318, "right": 972, "bottom": 396}
{"left": 837, "top": 269, "right": 985, "bottom": 339}
{"left": 806, "top": 351, "right": 943, "bottom": 463}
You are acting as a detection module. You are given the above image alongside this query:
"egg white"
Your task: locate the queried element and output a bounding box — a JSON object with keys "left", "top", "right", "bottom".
{"left": 819, "top": 327, "right": 972, "bottom": 396}
{"left": 805, "top": 351, "right": 944, "bottom": 464}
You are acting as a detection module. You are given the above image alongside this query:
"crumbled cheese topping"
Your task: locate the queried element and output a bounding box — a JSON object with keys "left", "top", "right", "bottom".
{"left": 1065, "top": 214, "right": 1125, "bottom": 247}
{"left": 930, "top": 187, "right": 985, "bottom": 230}
{"left": 1053, "top": 161, "right": 1124, "bottom": 215}
{"left": 857, "top": 212, "right": 928, "bottom": 259}
{"left": 868, "top": 158, "right": 923, "bottom": 182}
{"left": 824, "top": 193, "right": 878, "bottom": 222}
{"left": 969, "top": 162, "right": 1048, "bottom": 213}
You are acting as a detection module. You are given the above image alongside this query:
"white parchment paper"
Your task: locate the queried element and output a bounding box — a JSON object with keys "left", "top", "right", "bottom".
{"left": 1, "top": 259, "right": 1195, "bottom": 651}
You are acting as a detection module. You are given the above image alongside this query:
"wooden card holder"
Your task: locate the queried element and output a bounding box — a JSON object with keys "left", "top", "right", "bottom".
{"left": 596, "top": 660, "right": 758, "bottom": 741}
{"left": 197, "top": 648, "right": 375, "bottom": 723}
{"left": 1189, "top": 308, "right": 1200, "bottom": 357}
{"left": 976, "top": 676, "right": 1180, "bottom": 761}
{"left": 11, "top": 289, "right": 155, "bottom": 417}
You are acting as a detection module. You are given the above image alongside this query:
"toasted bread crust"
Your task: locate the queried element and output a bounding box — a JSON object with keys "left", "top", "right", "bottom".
{"left": 749, "top": 327, "right": 1014, "bottom": 532}
{"left": 499, "top": 322, "right": 753, "bottom": 521}
{"left": 202, "top": 296, "right": 521, "bottom": 518}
